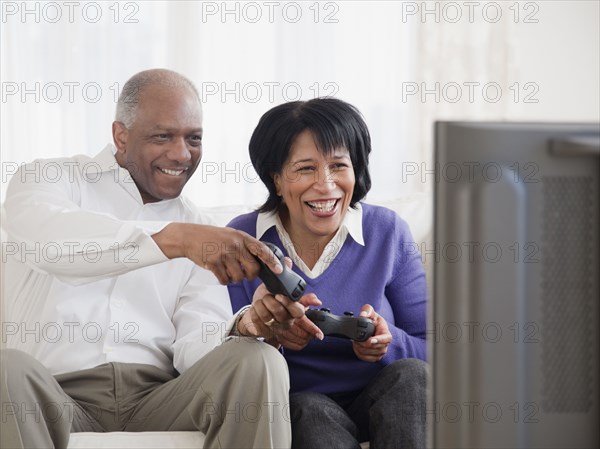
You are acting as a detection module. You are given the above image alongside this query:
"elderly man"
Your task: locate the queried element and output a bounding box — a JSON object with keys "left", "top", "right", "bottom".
{"left": 1, "top": 69, "right": 321, "bottom": 449}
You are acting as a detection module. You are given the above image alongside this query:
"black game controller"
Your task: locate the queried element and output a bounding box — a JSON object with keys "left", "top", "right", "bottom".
{"left": 255, "top": 242, "right": 306, "bottom": 301}
{"left": 305, "top": 309, "right": 375, "bottom": 342}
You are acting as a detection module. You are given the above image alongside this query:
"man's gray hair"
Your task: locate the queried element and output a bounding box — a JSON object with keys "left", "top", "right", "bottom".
{"left": 115, "top": 69, "right": 200, "bottom": 128}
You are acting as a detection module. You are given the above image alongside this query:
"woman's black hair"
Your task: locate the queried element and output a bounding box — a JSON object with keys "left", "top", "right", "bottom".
{"left": 249, "top": 97, "right": 372, "bottom": 213}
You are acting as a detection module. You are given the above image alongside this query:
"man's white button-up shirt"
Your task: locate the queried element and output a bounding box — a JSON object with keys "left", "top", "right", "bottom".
{"left": 3, "top": 145, "right": 233, "bottom": 375}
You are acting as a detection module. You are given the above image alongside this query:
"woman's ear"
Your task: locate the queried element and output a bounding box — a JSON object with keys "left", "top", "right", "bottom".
{"left": 273, "top": 173, "right": 282, "bottom": 197}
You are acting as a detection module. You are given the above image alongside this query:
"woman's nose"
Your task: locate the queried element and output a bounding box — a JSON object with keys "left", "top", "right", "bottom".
{"left": 313, "top": 167, "right": 335, "bottom": 191}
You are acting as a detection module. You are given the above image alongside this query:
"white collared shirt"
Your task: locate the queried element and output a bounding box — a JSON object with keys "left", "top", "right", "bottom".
{"left": 256, "top": 204, "right": 365, "bottom": 278}
{"left": 3, "top": 145, "right": 234, "bottom": 375}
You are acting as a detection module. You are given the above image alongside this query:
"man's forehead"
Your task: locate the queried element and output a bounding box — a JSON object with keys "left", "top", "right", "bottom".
{"left": 149, "top": 123, "right": 203, "bottom": 132}
{"left": 135, "top": 85, "right": 202, "bottom": 121}
{"left": 138, "top": 83, "right": 200, "bottom": 107}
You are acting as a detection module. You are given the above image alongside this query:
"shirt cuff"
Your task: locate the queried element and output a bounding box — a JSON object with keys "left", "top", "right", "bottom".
{"left": 127, "top": 220, "right": 172, "bottom": 235}
{"left": 226, "top": 305, "right": 252, "bottom": 338}
{"left": 120, "top": 222, "right": 169, "bottom": 266}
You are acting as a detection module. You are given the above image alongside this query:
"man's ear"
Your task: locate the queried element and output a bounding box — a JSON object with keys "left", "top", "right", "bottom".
{"left": 112, "top": 121, "right": 128, "bottom": 154}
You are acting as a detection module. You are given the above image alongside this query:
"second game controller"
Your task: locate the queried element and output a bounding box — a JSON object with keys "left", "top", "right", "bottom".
{"left": 305, "top": 308, "right": 375, "bottom": 342}
{"left": 255, "top": 242, "right": 306, "bottom": 301}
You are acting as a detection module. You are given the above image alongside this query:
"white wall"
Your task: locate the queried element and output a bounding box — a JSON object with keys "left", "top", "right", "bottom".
{"left": 1, "top": 1, "right": 598, "bottom": 206}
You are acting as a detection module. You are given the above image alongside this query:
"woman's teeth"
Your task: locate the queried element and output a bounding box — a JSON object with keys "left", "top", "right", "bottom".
{"left": 307, "top": 200, "right": 337, "bottom": 212}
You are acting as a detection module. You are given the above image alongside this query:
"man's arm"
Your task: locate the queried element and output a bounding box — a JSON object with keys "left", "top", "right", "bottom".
{"left": 152, "top": 223, "right": 282, "bottom": 284}
{"left": 4, "top": 161, "right": 281, "bottom": 285}
{"left": 4, "top": 162, "right": 168, "bottom": 284}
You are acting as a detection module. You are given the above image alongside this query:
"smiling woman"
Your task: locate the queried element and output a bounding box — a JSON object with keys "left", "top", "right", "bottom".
{"left": 272, "top": 129, "right": 356, "bottom": 265}
{"left": 227, "top": 98, "right": 428, "bottom": 449}
{"left": 274, "top": 131, "right": 356, "bottom": 269}
{"left": 248, "top": 98, "right": 372, "bottom": 270}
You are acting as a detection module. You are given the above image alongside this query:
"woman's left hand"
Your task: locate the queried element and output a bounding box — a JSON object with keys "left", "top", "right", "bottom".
{"left": 352, "top": 304, "right": 392, "bottom": 362}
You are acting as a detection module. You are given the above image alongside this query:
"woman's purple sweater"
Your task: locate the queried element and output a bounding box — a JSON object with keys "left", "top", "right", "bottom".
{"left": 227, "top": 203, "right": 427, "bottom": 395}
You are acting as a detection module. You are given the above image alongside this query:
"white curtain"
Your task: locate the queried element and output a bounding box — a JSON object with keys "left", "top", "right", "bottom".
{"left": 2, "top": 1, "right": 598, "bottom": 206}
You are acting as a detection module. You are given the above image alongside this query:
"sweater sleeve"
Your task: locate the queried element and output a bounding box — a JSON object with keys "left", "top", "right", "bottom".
{"left": 226, "top": 213, "right": 258, "bottom": 313}
{"left": 227, "top": 281, "right": 254, "bottom": 313}
{"left": 381, "top": 215, "right": 427, "bottom": 363}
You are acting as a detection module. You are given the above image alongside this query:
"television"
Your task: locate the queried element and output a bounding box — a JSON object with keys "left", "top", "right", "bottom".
{"left": 432, "top": 122, "right": 600, "bottom": 448}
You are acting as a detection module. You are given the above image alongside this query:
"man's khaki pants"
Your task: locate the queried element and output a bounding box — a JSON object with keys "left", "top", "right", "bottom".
{"left": 0, "top": 338, "right": 291, "bottom": 449}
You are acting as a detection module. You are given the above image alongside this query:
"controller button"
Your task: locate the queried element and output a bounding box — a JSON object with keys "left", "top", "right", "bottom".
{"left": 343, "top": 311, "right": 354, "bottom": 317}
{"left": 358, "top": 320, "right": 368, "bottom": 328}
{"left": 320, "top": 308, "right": 331, "bottom": 313}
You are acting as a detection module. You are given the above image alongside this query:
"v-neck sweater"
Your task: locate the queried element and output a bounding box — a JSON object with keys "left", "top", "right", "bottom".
{"left": 227, "top": 202, "right": 427, "bottom": 395}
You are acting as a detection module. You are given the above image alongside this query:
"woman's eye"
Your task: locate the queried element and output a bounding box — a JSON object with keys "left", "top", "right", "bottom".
{"left": 297, "top": 166, "right": 315, "bottom": 172}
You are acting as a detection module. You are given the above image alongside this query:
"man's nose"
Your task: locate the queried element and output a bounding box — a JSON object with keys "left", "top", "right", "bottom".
{"left": 167, "top": 137, "right": 192, "bottom": 162}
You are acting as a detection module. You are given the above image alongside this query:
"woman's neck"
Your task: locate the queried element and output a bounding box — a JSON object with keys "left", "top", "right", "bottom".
{"left": 278, "top": 209, "right": 336, "bottom": 270}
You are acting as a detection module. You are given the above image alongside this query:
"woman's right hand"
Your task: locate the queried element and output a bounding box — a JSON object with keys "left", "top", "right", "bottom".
{"left": 270, "top": 298, "right": 325, "bottom": 350}
{"left": 236, "top": 257, "right": 324, "bottom": 347}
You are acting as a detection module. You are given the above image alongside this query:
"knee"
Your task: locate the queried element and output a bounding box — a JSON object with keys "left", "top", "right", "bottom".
{"left": 227, "top": 339, "right": 289, "bottom": 382}
{"left": 402, "top": 358, "right": 429, "bottom": 375}
{"left": 391, "top": 358, "right": 428, "bottom": 386}
{"left": 0, "top": 348, "right": 43, "bottom": 377}
{"left": 290, "top": 392, "right": 326, "bottom": 413}
{"left": 0, "top": 349, "right": 49, "bottom": 396}
{"left": 289, "top": 392, "right": 339, "bottom": 422}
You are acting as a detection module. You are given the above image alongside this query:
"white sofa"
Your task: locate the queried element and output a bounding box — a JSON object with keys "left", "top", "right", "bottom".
{"left": 1, "top": 194, "right": 432, "bottom": 448}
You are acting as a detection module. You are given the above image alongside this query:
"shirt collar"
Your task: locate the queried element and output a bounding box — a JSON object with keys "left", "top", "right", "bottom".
{"left": 92, "top": 144, "right": 121, "bottom": 172}
{"left": 91, "top": 144, "right": 144, "bottom": 202}
{"left": 256, "top": 202, "right": 365, "bottom": 246}
{"left": 92, "top": 144, "right": 180, "bottom": 206}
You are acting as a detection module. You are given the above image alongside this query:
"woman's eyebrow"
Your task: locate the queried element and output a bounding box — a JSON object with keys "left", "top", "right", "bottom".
{"left": 288, "top": 158, "right": 316, "bottom": 165}
{"left": 290, "top": 154, "right": 350, "bottom": 164}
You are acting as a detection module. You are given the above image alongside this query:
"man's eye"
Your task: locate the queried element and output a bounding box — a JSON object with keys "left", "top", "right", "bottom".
{"left": 189, "top": 135, "right": 203, "bottom": 146}
{"left": 154, "top": 134, "right": 169, "bottom": 140}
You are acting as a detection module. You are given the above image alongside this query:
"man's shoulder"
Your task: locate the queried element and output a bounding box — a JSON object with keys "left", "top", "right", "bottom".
{"left": 16, "top": 153, "right": 95, "bottom": 176}
{"left": 177, "top": 196, "right": 216, "bottom": 225}
{"left": 11, "top": 146, "right": 114, "bottom": 185}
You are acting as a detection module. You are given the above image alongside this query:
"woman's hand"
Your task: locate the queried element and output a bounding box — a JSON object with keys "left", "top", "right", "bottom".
{"left": 352, "top": 304, "right": 392, "bottom": 362}
{"left": 270, "top": 308, "right": 324, "bottom": 350}
{"left": 236, "top": 258, "right": 324, "bottom": 347}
